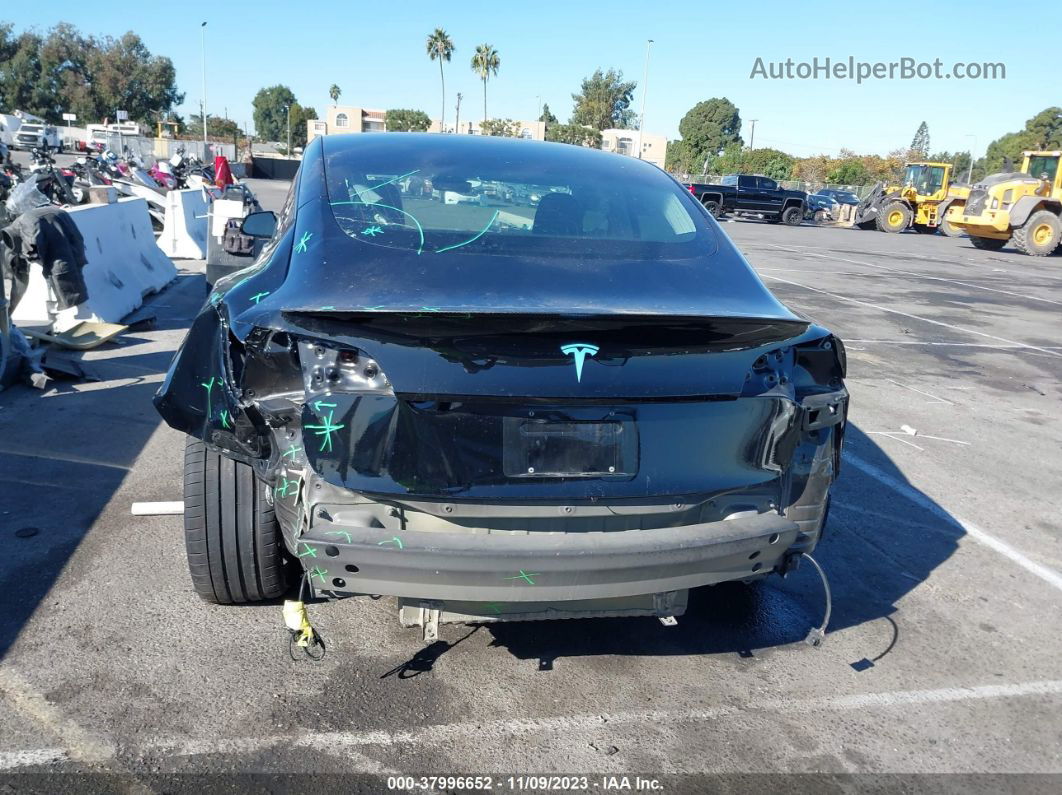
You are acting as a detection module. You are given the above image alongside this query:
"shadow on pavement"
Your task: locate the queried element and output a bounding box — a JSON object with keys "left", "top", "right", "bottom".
{"left": 481, "top": 424, "right": 962, "bottom": 667}
{"left": 0, "top": 274, "right": 206, "bottom": 659}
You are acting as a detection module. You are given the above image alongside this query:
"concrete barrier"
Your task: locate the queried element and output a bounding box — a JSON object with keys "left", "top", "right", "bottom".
{"left": 11, "top": 198, "right": 178, "bottom": 331}
{"left": 157, "top": 187, "right": 209, "bottom": 260}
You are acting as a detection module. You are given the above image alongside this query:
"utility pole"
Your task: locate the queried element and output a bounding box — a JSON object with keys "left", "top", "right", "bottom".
{"left": 635, "top": 39, "right": 653, "bottom": 159}
{"left": 200, "top": 22, "right": 208, "bottom": 147}
{"left": 965, "top": 134, "right": 977, "bottom": 184}
{"left": 748, "top": 119, "right": 758, "bottom": 149}
{"left": 286, "top": 104, "right": 292, "bottom": 157}
{"left": 455, "top": 93, "right": 462, "bottom": 134}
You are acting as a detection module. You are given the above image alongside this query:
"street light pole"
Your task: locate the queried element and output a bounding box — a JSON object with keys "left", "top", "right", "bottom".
{"left": 455, "top": 93, "right": 462, "bottom": 134}
{"left": 200, "top": 22, "right": 208, "bottom": 148}
{"left": 286, "top": 104, "right": 292, "bottom": 158}
{"left": 635, "top": 39, "right": 654, "bottom": 159}
{"left": 965, "top": 134, "right": 977, "bottom": 184}
{"left": 748, "top": 119, "right": 758, "bottom": 149}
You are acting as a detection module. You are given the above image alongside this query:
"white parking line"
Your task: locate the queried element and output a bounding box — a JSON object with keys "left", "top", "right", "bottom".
{"left": 107, "top": 678, "right": 1062, "bottom": 762}
{"left": 0, "top": 749, "right": 68, "bottom": 771}
{"left": 761, "top": 273, "right": 1062, "bottom": 358}
{"left": 764, "top": 243, "right": 1062, "bottom": 307}
{"left": 845, "top": 453, "right": 1062, "bottom": 593}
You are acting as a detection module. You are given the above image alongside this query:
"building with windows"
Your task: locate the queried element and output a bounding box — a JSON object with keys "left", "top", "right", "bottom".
{"left": 600, "top": 129, "right": 667, "bottom": 170}
{"left": 430, "top": 119, "right": 546, "bottom": 140}
{"left": 306, "top": 105, "right": 388, "bottom": 143}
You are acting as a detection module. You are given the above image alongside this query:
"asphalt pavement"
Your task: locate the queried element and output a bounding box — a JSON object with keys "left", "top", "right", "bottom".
{"left": 0, "top": 189, "right": 1059, "bottom": 790}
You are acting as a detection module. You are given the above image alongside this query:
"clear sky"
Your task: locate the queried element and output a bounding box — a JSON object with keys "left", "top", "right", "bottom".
{"left": 11, "top": 1, "right": 1057, "bottom": 157}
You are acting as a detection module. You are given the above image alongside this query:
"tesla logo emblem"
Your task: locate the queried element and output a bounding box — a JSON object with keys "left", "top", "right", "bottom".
{"left": 560, "top": 343, "right": 599, "bottom": 382}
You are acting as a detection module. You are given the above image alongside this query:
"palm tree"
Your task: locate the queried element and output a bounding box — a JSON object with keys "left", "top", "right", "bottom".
{"left": 426, "top": 28, "right": 455, "bottom": 131}
{"left": 329, "top": 84, "right": 341, "bottom": 106}
{"left": 471, "top": 44, "right": 500, "bottom": 124}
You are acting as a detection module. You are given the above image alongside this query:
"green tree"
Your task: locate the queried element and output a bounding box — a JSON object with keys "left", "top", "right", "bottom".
{"left": 252, "top": 85, "right": 297, "bottom": 142}
{"left": 545, "top": 123, "right": 602, "bottom": 148}
{"left": 189, "top": 114, "right": 243, "bottom": 141}
{"left": 675, "top": 98, "right": 743, "bottom": 171}
{"left": 826, "top": 158, "right": 871, "bottom": 186}
{"left": 910, "top": 121, "right": 930, "bottom": 158}
{"left": 329, "top": 84, "right": 341, "bottom": 105}
{"left": 977, "top": 107, "right": 1062, "bottom": 176}
{"left": 479, "top": 118, "right": 521, "bottom": 137}
{"left": 288, "top": 103, "right": 317, "bottom": 149}
{"left": 386, "top": 108, "right": 432, "bottom": 132}
{"left": 570, "top": 68, "right": 637, "bottom": 131}
{"left": 538, "top": 103, "right": 558, "bottom": 125}
{"left": 426, "top": 28, "right": 455, "bottom": 131}
{"left": 0, "top": 23, "right": 182, "bottom": 124}
{"left": 471, "top": 43, "right": 500, "bottom": 122}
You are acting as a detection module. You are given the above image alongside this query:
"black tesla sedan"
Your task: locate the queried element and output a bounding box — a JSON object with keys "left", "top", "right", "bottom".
{"left": 155, "top": 133, "right": 847, "bottom": 633}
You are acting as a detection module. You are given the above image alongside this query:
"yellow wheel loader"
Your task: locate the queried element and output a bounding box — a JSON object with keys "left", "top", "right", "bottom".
{"left": 945, "top": 151, "right": 1062, "bottom": 257}
{"left": 840, "top": 162, "right": 969, "bottom": 235}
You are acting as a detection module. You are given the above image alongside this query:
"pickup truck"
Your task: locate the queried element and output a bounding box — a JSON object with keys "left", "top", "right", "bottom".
{"left": 687, "top": 174, "right": 807, "bottom": 225}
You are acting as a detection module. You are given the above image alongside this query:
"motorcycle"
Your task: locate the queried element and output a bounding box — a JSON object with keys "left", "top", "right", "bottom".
{"left": 27, "top": 147, "right": 78, "bottom": 206}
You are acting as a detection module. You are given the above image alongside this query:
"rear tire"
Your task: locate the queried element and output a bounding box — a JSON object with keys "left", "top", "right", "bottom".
{"left": 183, "top": 437, "right": 293, "bottom": 604}
{"left": 1012, "top": 209, "right": 1061, "bottom": 257}
{"left": 970, "top": 236, "right": 1007, "bottom": 251}
{"left": 876, "top": 201, "right": 912, "bottom": 233}
{"left": 701, "top": 198, "right": 722, "bottom": 218}
{"left": 781, "top": 205, "right": 803, "bottom": 226}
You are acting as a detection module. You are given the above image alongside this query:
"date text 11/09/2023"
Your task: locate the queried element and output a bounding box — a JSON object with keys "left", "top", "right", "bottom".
{"left": 386, "top": 775, "right": 665, "bottom": 791}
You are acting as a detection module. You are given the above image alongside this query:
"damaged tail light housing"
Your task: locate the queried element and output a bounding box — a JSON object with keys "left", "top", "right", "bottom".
{"left": 296, "top": 339, "right": 392, "bottom": 397}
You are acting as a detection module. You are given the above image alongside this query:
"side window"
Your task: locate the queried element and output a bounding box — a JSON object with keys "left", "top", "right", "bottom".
{"left": 721, "top": 175, "right": 738, "bottom": 186}
{"left": 759, "top": 177, "right": 778, "bottom": 191}
{"left": 738, "top": 175, "right": 756, "bottom": 189}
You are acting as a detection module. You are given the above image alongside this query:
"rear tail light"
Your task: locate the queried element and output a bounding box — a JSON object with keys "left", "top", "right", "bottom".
{"left": 688, "top": 184, "right": 695, "bottom": 193}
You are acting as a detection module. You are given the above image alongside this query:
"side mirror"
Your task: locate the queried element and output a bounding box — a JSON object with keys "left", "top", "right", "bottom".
{"left": 241, "top": 210, "right": 277, "bottom": 239}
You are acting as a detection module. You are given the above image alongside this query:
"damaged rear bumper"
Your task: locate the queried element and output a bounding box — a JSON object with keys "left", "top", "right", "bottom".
{"left": 296, "top": 510, "right": 800, "bottom": 603}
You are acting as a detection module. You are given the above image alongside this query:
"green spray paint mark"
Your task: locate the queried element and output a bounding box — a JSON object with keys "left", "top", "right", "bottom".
{"left": 209, "top": 291, "right": 223, "bottom": 305}
{"left": 377, "top": 536, "right": 404, "bottom": 550}
{"left": 325, "top": 531, "right": 353, "bottom": 544}
{"left": 319, "top": 305, "right": 336, "bottom": 310}
{"left": 361, "top": 225, "right": 384, "bottom": 237}
{"left": 485, "top": 602, "right": 505, "bottom": 615}
{"left": 311, "top": 400, "right": 337, "bottom": 412}
{"left": 435, "top": 210, "right": 499, "bottom": 254}
{"left": 329, "top": 200, "right": 424, "bottom": 255}
{"left": 309, "top": 566, "right": 328, "bottom": 583}
{"left": 200, "top": 377, "right": 216, "bottom": 418}
{"left": 218, "top": 410, "right": 231, "bottom": 429}
{"left": 282, "top": 444, "right": 303, "bottom": 460}
{"left": 504, "top": 570, "right": 539, "bottom": 585}
{"left": 250, "top": 291, "right": 270, "bottom": 304}
{"left": 362, "top": 305, "right": 385, "bottom": 310}
{"left": 274, "top": 478, "right": 297, "bottom": 498}
{"left": 420, "top": 306, "right": 440, "bottom": 312}
{"left": 295, "top": 231, "right": 313, "bottom": 254}
{"left": 297, "top": 542, "right": 318, "bottom": 558}
{"left": 304, "top": 410, "right": 345, "bottom": 453}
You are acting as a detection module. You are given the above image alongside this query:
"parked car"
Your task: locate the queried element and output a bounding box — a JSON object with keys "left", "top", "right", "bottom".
{"left": 687, "top": 174, "right": 807, "bottom": 225}
{"left": 807, "top": 193, "right": 841, "bottom": 223}
{"left": 816, "top": 188, "right": 861, "bottom": 206}
{"left": 155, "top": 134, "right": 847, "bottom": 637}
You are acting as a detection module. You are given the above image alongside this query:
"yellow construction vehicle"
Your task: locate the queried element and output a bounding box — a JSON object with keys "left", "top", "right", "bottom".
{"left": 945, "top": 151, "right": 1062, "bottom": 256}
{"left": 842, "top": 162, "right": 969, "bottom": 235}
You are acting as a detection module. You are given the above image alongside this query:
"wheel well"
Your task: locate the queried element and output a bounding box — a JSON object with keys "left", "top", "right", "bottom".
{"left": 783, "top": 198, "right": 804, "bottom": 210}
{"left": 700, "top": 191, "right": 723, "bottom": 206}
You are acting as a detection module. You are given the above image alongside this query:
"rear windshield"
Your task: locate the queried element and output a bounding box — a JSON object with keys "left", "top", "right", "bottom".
{"left": 322, "top": 136, "right": 715, "bottom": 260}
